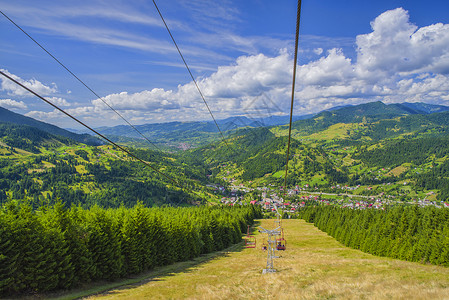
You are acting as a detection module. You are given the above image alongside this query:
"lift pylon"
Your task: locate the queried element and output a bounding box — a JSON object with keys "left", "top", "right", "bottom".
{"left": 244, "top": 225, "right": 256, "bottom": 248}
{"left": 258, "top": 225, "right": 281, "bottom": 273}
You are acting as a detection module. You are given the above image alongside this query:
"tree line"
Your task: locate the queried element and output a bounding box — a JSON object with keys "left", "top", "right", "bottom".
{"left": 0, "top": 201, "right": 262, "bottom": 296}
{"left": 299, "top": 205, "right": 449, "bottom": 266}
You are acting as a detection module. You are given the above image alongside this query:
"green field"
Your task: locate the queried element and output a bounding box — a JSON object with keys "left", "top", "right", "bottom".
{"left": 79, "top": 219, "right": 449, "bottom": 299}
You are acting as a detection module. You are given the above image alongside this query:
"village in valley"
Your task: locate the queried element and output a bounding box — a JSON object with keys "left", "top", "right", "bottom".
{"left": 213, "top": 180, "right": 449, "bottom": 215}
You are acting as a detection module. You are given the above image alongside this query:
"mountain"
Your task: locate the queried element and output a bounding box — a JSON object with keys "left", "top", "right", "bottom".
{"left": 274, "top": 101, "right": 449, "bottom": 139}
{"left": 0, "top": 126, "right": 218, "bottom": 208}
{"left": 0, "top": 122, "right": 79, "bottom": 153}
{"left": 309, "top": 101, "right": 449, "bottom": 124}
{"left": 80, "top": 114, "right": 313, "bottom": 150}
{"left": 70, "top": 101, "right": 449, "bottom": 150}
{"left": 0, "top": 107, "right": 102, "bottom": 145}
{"left": 187, "top": 127, "right": 342, "bottom": 185}
{"left": 395, "top": 102, "right": 449, "bottom": 114}
{"left": 181, "top": 100, "right": 449, "bottom": 203}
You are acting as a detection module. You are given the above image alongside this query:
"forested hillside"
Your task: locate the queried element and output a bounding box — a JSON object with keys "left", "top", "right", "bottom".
{"left": 0, "top": 201, "right": 261, "bottom": 295}
{"left": 4, "top": 100, "right": 449, "bottom": 205}
{"left": 181, "top": 102, "right": 449, "bottom": 203}
{"left": 0, "top": 123, "right": 217, "bottom": 208}
{"left": 0, "top": 108, "right": 102, "bottom": 145}
{"left": 272, "top": 102, "right": 449, "bottom": 143}
{"left": 95, "top": 115, "right": 310, "bottom": 150}
{"left": 186, "top": 127, "right": 347, "bottom": 187}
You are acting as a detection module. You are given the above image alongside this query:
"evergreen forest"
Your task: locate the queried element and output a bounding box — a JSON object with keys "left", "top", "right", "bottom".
{"left": 299, "top": 205, "right": 449, "bottom": 266}
{"left": 0, "top": 201, "right": 261, "bottom": 295}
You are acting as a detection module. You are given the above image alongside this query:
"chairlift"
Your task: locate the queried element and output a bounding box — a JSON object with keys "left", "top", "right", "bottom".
{"left": 244, "top": 225, "right": 256, "bottom": 248}
{"left": 276, "top": 228, "right": 287, "bottom": 251}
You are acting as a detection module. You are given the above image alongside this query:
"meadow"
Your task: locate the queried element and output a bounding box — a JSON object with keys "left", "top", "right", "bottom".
{"left": 85, "top": 219, "right": 449, "bottom": 299}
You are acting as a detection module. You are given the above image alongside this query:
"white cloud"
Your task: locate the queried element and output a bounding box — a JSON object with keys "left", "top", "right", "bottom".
{"left": 1, "top": 1, "right": 164, "bottom": 27}
{"left": 296, "top": 49, "right": 354, "bottom": 86}
{"left": 6, "top": 7, "right": 449, "bottom": 126}
{"left": 92, "top": 89, "right": 179, "bottom": 111}
{"left": 0, "top": 69, "right": 57, "bottom": 97}
{"left": 313, "top": 48, "right": 323, "bottom": 55}
{"left": 198, "top": 51, "right": 292, "bottom": 98}
{"left": 356, "top": 8, "right": 449, "bottom": 76}
{"left": 47, "top": 97, "right": 71, "bottom": 107}
{"left": 25, "top": 109, "right": 64, "bottom": 120}
{"left": 0, "top": 99, "right": 27, "bottom": 109}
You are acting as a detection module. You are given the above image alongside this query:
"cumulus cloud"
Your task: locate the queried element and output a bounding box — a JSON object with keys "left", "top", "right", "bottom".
{"left": 0, "top": 69, "right": 57, "bottom": 97}
{"left": 296, "top": 49, "right": 354, "bottom": 86}
{"left": 0, "top": 99, "right": 28, "bottom": 110}
{"left": 47, "top": 97, "right": 71, "bottom": 107}
{"left": 25, "top": 109, "right": 64, "bottom": 120}
{"left": 93, "top": 89, "right": 179, "bottom": 111}
{"left": 198, "top": 51, "right": 291, "bottom": 98}
{"left": 7, "top": 7, "right": 449, "bottom": 126}
{"left": 76, "top": 6, "right": 449, "bottom": 123}
{"left": 356, "top": 8, "right": 449, "bottom": 76}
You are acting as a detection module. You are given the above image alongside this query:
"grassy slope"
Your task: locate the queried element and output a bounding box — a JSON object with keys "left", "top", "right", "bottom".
{"left": 85, "top": 219, "right": 449, "bottom": 300}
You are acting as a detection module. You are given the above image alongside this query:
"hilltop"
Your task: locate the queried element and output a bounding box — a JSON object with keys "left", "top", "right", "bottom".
{"left": 86, "top": 114, "right": 310, "bottom": 149}
{"left": 0, "top": 107, "right": 102, "bottom": 146}
{"left": 70, "top": 101, "right": 449, "bottom": 150}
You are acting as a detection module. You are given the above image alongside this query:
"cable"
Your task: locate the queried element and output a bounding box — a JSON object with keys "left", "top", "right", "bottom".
{"left": 151, "top": 0, "right": 231, "bottom": 149}
{"left": 0, "top": 10, "right": 161, "bottom": 151}
{"left": 0, "top": 70, "right": 206, "bottom": 201}
{"left": 283, "top": 0, "right": 302, "bottom": 193}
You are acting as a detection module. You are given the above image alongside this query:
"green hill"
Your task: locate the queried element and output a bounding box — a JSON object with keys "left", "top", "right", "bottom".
{"left": 182, "top": 102, "right": 449, "bottom": 202}
{"left": 0, "top": 123, "right": 219, "bottom": 208}
{"left": 186, "top": 127, "right": 346, "bottom": 188}
{"left": 4, "top": 100, "right": 449, "bottom": 207}
{"left": 272, "top": 102, "right": 449, "bottom": 143}
{"left": 0, "top": 107, "right": 102, "bottom": 145}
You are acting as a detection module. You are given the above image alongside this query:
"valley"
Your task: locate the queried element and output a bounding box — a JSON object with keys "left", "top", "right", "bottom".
{"left": 1, "top": 101, "right": 449, "bottom": 297}
{"left": 2, "top": 101, "right": 449, "bottom": 208}
{"left": 3, "top": 1, "right": 449, "bottom": 298}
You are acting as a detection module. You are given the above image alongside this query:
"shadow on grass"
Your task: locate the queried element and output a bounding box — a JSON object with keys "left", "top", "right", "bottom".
{"left": 89, "top": 244, "right": 246, "bottom": 299}
{"left": 42, "top": 221, "right": 261, "bottom": 300}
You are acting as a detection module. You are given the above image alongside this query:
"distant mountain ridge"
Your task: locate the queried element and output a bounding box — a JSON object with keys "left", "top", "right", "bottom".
{"left": 81, "top": 114, "right": 311, "bottom": 136}
{"left": 0, "top": 107, "right": 102, "bottom": 145}
{"left": 3, "top": 101, "right": 448, "bottom": 149}
{"left": 288, "top": 101, "right": 449, "bottom": 137}
{"left": 90, "top": 101, "right": 449, "bottom": 137}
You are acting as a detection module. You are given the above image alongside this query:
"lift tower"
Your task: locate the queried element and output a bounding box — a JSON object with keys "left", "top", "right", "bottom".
{"left": 258, "top": 225, "right": 281, "bottom": 273}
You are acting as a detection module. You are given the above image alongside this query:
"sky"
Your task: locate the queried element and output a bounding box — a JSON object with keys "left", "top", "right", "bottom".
{"left": 1, "top": 0, "right": 449, "bottom": 129}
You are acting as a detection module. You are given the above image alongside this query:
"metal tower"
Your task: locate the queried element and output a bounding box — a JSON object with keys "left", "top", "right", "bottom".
{"left": 259, "top": 204, "right": 283, "bottom": 274}
{"left": 258, "top": 225, "right": 281, "bottom": 273}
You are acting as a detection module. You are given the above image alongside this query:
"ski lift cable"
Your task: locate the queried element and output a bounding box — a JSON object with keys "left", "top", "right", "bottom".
{"left": 151, "top": 0, "right": 232, "bottom": 151}
{"left": 283, "top": 0, "right": 302, "bottom": 191}
{"left": 0, "top": 10, "right": 161, "bottom": 151}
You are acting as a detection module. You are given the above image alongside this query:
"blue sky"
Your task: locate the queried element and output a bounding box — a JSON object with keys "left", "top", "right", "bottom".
{"left": 1, "top": 0, "right": 449, "bottom": 128}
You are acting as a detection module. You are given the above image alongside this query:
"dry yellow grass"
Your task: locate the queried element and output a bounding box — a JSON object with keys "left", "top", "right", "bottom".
{"left": 87, "top": 219, "right": 449, "bottom": 300}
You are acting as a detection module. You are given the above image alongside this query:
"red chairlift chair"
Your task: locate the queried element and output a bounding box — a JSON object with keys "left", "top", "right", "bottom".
{"left": 276, "top": 228, "right": 287, "bottom": 251}
{"left": 244, "top": 225, "right": 256, "bottom": 248}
